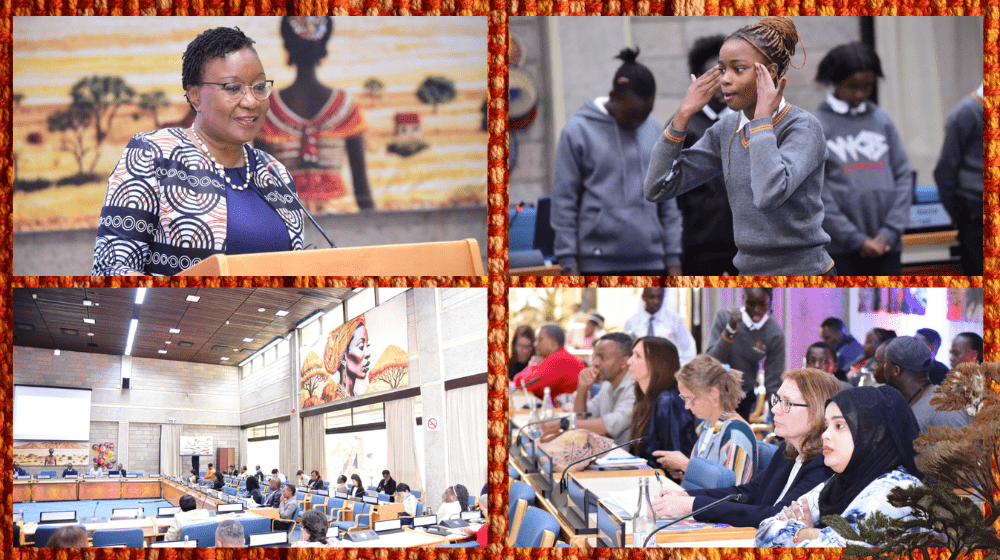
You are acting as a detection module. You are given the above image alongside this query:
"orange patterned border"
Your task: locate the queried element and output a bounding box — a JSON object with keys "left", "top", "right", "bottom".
{"left": 3, "top": 3, "right": 998, "bottom": 560}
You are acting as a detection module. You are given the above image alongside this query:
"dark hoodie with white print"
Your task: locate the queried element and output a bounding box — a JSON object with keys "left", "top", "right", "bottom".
{"left": 551, "top": 98, "right": 682, "bottom": 273}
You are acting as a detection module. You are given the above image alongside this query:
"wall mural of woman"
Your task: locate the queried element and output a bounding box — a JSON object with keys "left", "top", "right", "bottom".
{"left": 325, "top": 316, "right": 372, "bottom": 398}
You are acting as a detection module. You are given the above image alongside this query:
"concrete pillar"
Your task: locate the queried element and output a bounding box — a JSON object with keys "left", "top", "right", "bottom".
{"left": 413, "top": 289, "right": 448, "bottom": 512}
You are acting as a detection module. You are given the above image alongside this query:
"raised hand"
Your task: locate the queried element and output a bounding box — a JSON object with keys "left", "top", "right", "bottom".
{"left": 672, "top": 67, "right": 722, "bottom": 131}
{"left": 753, "top": 62, "right": 786, "bottom": 120}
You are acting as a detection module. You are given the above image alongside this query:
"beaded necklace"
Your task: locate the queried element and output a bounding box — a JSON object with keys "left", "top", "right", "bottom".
{"left": 190, "top": 127, "right": 252, "bottom": 191}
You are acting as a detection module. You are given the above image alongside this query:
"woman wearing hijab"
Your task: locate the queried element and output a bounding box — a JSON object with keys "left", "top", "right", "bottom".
{"left": 756, "top": 385, "right": 924, "bottom": 547}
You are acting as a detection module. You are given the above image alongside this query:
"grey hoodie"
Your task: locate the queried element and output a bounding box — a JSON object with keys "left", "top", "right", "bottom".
{"left": 551, "top": 98, "right": 681, "bottom": 273}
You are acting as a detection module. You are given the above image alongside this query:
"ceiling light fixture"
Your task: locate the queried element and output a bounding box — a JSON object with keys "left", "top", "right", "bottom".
{"left": 135, "top": 288, "right": 147, "bottom": 304}
{"left": 186, "top": 295, "right": 200, "bottom": 303}
{"left": 275, "top": 310, "right": 289, "bottom": 317}
{"left": 83, "top": 318, "right": 95, "bottom": 325}
{"left": 124, "top": 319, "right": 139, "bottom": 356}
{"left": 169, "top": 328, "right": 180, "bottom": 334}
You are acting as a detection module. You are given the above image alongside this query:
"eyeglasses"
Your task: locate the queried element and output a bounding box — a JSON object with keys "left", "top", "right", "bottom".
{"left": 770, "top": 393, "right": 809, "bottom": 414}
{"left": 679, "top": 393, "right": 697, "bottom": 405}
{"left": 198, "top": 80, "right": 274, "bottom": 102}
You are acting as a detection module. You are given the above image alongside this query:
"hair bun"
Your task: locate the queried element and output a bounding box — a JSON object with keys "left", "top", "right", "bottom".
{"left": 616, "top": 47, "right": 640, "bottom": 64}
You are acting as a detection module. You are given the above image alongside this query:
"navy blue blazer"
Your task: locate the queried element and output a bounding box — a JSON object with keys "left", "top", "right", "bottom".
{"left": 687, "top": 442, "right": 833, "bottom": 527}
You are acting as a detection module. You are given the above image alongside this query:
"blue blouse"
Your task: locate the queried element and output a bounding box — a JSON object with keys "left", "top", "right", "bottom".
{"left": 639, "top": 390, "right": 698, "bottom": 469}
{"left": 224, "top": 151, "right": 294, "bottom": 255}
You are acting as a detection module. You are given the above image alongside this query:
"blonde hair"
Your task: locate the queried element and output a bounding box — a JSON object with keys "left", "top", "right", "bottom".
{"left": 675, "top": 355, "right": 744, "bottom": 411}
{"left": 779, "top": 368, "right": 843, "bottom": 463}
{"left": 324, "top": 316, "right": 367, "bottom": 376}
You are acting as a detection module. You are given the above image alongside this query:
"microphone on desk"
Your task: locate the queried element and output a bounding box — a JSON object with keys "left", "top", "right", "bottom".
{"left": 558, "top": 437, "right": 645, "bottom": 493}
{"left": 640, "top": 493, "right": 749, "bottom": 548}
{"left": 515, "top": 412, "right": 591, "bottom": 447}
{"left": 264, "top": 162, "right": 337, "bottom": 249}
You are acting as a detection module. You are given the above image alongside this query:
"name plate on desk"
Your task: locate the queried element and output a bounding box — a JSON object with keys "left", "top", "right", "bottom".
{"left": 36, "top": 475, "right": 51, "bottom": 479}
{"left": 345, "top": 529, "right": 379, "bottom": 542}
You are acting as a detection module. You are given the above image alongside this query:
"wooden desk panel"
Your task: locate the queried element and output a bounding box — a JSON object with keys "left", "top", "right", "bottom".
{"left": 32, "top": 480, "right": 78, "bottom": 502}
{"left": 79, "top": 480, "right": 122, "bottom": 500}
{"left": 14, "top": 482, "right": 32, "bottom": 503}
{"left": 122, "top": 480, "right": 160, "bottom": 499}
{"left": 371, "top": 503, "right": 405, "bottom": 521}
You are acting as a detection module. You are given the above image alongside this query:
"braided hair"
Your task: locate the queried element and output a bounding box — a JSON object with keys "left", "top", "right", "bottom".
{"left": 726, "top": 17, "right": 805, "bottom": 81}
{"left": 611, "top": 48, "right": 656, "bottom": 99}
{"left": 181, "top": 27, "right": 257, "bottom": 89}
{"left": 815, "top": 42, "right": 884, "bottom": 86}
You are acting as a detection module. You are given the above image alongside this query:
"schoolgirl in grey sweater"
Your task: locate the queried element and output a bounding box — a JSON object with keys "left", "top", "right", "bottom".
{"left": 644, "top": 17, "right": 833, "bottom": 276}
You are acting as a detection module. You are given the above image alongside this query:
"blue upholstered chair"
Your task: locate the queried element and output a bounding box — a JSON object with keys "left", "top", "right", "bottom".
{"left": 508, "top": 464, "right": 520, "bottom": 480}
{"left": 223, "top": 487, "right": 238, "bottom": 496}
{"left": 331, "top": 501, "right": 369, "bottom": 532}
{"left": 235, "top": 517, "right": 272, "bottom": 545}
{"left": 680, "top": 457, "right": 737, "bottom": 491}
{"left": 92, "top": 528, "right": 145, "bottom": 548}
{"left": 38, "top": 470, "right": 58, "bottom": 478}
{"left": 33, "top": 525, "right": 67, "bottom": 547}
{"left": 377, "top": 492, "right": 391, "bottom": 503}
{"left": 757, "top": 441, "right": 779, "bottom": 473}
{"left": 510, "top": 505, "right": 560, "bottom": 547}
{"left": 178, "top": 521, "right": 218, "bottom": 547}
{"left": 508, "top": 481, "right": 536, "bottom": 529}
{"left": 311, "top": 494, "right": 328, "bottom": 515}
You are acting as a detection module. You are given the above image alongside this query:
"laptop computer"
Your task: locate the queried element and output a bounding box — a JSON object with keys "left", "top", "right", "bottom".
{"left": 372, "top": 518, "right": 404, "bottom": 535}
{"left": 111, "top": 508, "right": 142, "bottom": 520}
{"left": 157, "top": 507, "right": 181, "bottom": 519}
{"left": 248, "top": 531, "right": 291, "bottom": 547}
{"left": 39, "top": 511, "right": 77, "bottom": 524}
{"left": 217, "top": 503, "right": 244, "bottom": 514}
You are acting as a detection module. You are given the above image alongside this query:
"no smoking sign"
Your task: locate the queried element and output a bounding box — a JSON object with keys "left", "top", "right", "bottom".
{"left": 426, "top": 417, "right": 440, "bottom": 431}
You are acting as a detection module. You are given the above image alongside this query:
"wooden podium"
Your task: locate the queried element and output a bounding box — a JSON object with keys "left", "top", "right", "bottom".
{"left": 177, "top": 239, "right": 484, "bottom": 276}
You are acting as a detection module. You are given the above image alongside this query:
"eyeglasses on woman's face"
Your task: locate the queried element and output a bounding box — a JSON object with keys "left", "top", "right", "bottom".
{"left": 198, "top": 80, "right": 274, "bottom": 102}
{"left": 770, "top": 392, "right": 809, "bottom": 414}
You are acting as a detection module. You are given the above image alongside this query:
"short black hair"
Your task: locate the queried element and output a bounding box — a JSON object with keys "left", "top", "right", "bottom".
{"left": 337, "top": 475, "right": 347, "bottom": 483}
{"left": 181, "top": 26, "right": 257, "bottom": 90}
{"left": 821, "top": 317, "right": 846, "bottom": 332}
{"left": 957, "top": 332, "right": 984, "bottom": 362}
{"left": 382, "top": 470, "right": 390, "bottom": 476}
{"left": 396, "top": 483, "right": 410, "bottom": 493}
{"left": 284, "top": 483, "right": 297, "bottom": 495}
{"left": 539, "top": 323, "right": 566, "bottom": 348}
{"left": 815, "top": 42, "right": 884, "bottom": 86}
{"left": 280, "top": 16, "right": 334, "bottom": 67}
{"left": 611, "top": 48, "right": 656, "bottom": 99}
{"left": 807, "top": 341, "right": 835, "bottom": 357}
{"left": 245, "top": 476, "right": 260, "bottom": 492}
{"left": 598, "top": 332, "right": 634, "bottom": 357}
{"left": 743, "top": 287, "right": 773, "bottom": 300}
{"left": 688, "top": 35, "right": 727, "bottom": 76}
{"left": 180, "top": 495, "right": 197, "bottom": 512}
{"left": 915, "top": 328, "right": 941, "bottom": 351}
{"left": 873, "top": 328, "right": 897, "bottom": 345}
{"left": 272, "top": 469, "right": 279, "bottom": 474}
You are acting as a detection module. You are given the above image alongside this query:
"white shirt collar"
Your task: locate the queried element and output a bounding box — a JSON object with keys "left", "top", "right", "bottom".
{"left": 702, "top": 104, "right": 733, "bottom": 121}
{"left": 741, "top": 306, "right": 769, "bottom": 331}
{"left": 976, "top": 83, "right": 984, "bottom": 99}
{"left": 594, "top": 96, "right": 610, "bottom": 115}
{"left": 826, "top": 92, "right": 868, "bottom": 115}
{"left": 737, "top": 97, "right": 787, "bottom": 131}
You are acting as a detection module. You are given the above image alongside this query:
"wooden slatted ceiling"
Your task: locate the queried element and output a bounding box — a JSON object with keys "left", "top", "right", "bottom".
{"left": 13, "top": 288, "right": 354, "bottom": 365}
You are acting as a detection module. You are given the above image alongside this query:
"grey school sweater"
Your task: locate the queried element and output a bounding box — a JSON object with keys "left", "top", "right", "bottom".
{"left": 644, "top": 105, "right": 832, "bottom": 276}
{"left": 934, "top": 92, "right": 984, "bottom": 217}
{"left": 815, "top": 100, "right": 913, "bottom": 254}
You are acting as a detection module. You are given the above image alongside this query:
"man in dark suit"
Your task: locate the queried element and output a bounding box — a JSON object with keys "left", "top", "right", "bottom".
{"left": 376, "top": 470, "right": 396, "bottom": 495}
{"left": 62, "top": 464, "right": 79, "bottom": 478}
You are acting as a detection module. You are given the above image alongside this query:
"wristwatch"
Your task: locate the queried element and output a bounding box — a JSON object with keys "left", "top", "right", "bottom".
{"left": 560, "top": 417, "right": 570, "bottom": 431}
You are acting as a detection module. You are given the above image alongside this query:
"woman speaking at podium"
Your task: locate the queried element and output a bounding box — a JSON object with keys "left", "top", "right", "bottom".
{"left": 92, "top": 26, "right": 303, "bottom": 276}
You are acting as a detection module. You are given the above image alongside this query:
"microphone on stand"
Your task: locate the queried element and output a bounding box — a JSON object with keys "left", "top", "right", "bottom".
{"left": 558, "top": 437, "right": 645, "bottom": 493}
{"left": 264, "top": 162, "right": 337, "bottom": 248}
{"left": 640, "top": 493, "right": 749, "bottom": 547}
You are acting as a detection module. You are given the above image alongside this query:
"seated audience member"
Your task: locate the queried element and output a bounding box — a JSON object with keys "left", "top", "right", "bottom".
{"left": 512, "top": 323, "right": 585, "bottom": 399}
{"left": 294, "top": 509, "right": 331, "bottom": 547}
{"left": 950, "top": 332, "right": 983, "bottom": 368}
{"left": 295, "top": 470, "right": 306, "bottom": 487}
{"left": 654, "top": 355, "right": 757, "bottom": 485}
{"left": 574, "top": 313, "right": 606, "bottom": 350}
{"left": 756, "top": 386, "right": 924, "bottom": 547}
{"left": 187, "top": 469, "right": 199, "bottom": 484}
{"left": 805, "top": 342, "right": 851, "bottom": 388}
{"left": 707, "top": 288, "right": 785, "bottom": 419}
{"left": 114, "top": 464, "right": 127, "bottom": 477}
{"left": 46, "top": 525, "right": 88, "bottom": 548}
{"left": 914, "top": 328, "right": 950, "bottom": 385}
{"left": 349, "top": 474, "right": 365, "bottom": 498}
{"left": 628, "top": 336, "right": 697, "bottom": 472}
{"left": 882, "top": 336, "right": 970, "bottom": 433}
{"left": 623, "top": 288, "right": 697, "bottom": 363}
{"left": 847, "top": 328, "right": 896, "bottom": 380}
{"left": 397, "top": 483, "right": 419, "bottom": 517}
{"left": 653, "top": 368, "right": 841, "bottom": 526}
{"left": 244, "top": 475, "right": 264, "bottom": 505}
{"left": 13, "top": 462, "right": 28, "bottom": 477}
{"left": 271, "top": 468, "right": 287, "bottom": 483}
{"left": 564, "top": 332, "right": 638, "bottom": 445}
{"left": 264, "top": 478, "right": 283, "bottom": 508}
{"left": 279, "top": 484, "right": 298, "bottom": 520}
{"left": 165, "top": 495, "right": 212, "bottom": 541}
{"left": 309, "top": 470, "right": 324, "bottom": 491}
{"left": 88, "top": 464, "right": 103, "bottom": 477}
{"left": 255, "top": 465, "right": 265, "bottom": 481}
{"left": 376, "top": 470, "right": 396, "bottom": 495}
{"left": 437, "top": 485, "right": 469, "bottom": 520}
{"left": 213, "top": 471, "right": 226, "bottom": 490}
{"left": 229, "top": 464, "right": 238, "bottom": 477}
{"left": 820, "top": 318, "right": 864, "bottom": 372}
{"left": 62, "top": 464, "right": 78, "bottom": 478}
{"left": 238, "top": 466, "right": 249, "bottom": 480}
{"left": 509, "top": 325, "right": 536, "bottom": 380}
{"left": 334, "top": 474, "right": 348, "bottom": 493}
{"left": 215, "top": 519, "right": 246, "bottom": 548}
{"left": 205, "top": 463, "right": 216, "bottom": 483}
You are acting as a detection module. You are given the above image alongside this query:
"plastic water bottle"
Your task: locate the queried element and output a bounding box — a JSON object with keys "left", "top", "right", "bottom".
{"left": 632, "top": 478, "right": 656, "bottom": 547}
{"left": 541, "top": 387, "right": 554, "bottom": 420}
